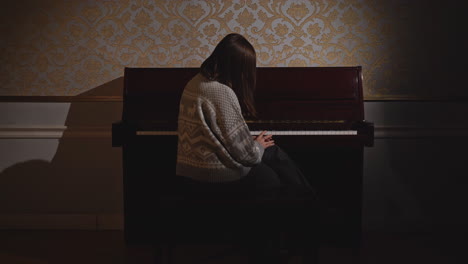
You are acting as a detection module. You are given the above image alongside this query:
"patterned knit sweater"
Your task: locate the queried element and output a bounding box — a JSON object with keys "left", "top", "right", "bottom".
{"left": 176, "top": 73, "right": 264, "bottom": 182}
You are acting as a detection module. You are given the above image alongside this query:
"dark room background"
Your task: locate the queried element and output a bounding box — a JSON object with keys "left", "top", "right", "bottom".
{"left": 1, "top": 0, "right": 467, "bottom": 234}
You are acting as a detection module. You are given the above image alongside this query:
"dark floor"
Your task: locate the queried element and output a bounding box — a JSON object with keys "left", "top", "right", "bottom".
{"left": 0, "top": 230, "right": 466, "bottom": 264}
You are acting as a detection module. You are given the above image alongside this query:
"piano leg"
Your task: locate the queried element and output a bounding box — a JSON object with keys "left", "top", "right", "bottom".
{"left": 282, "top": 217, "right": 319, "bottom": 264}
{"left": 350, "top": 236, "right": 362, "bottom": 264}
{"left": 153, "top": 243, "right": 174, "bottom": 264}
{"left": 300, "top": 241, "right": 319, "bottom": 264}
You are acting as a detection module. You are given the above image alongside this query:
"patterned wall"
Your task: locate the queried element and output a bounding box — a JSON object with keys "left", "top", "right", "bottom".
{"left": 0, "top": 0, "right": 445, "bottom": 98}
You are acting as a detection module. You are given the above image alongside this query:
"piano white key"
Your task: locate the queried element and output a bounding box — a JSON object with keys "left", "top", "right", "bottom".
{"left": 249, "top": 130, "right": 358, "bottom": 135}
{"left": 136, "top": 130, "right": 358, "bottom": 136}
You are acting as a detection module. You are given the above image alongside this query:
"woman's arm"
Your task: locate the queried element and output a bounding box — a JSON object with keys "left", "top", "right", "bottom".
{"left": 201, "top": 85, "right": 267, "bottom": 167}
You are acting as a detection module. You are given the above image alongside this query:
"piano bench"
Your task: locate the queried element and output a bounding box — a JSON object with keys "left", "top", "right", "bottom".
{"left": 150, "top": 186, "right": 320, "bottom": 264}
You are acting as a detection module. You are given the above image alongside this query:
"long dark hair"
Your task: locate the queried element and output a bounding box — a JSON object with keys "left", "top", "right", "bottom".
{"left": 200, "top": 33, "right": 257, "bottom": 118}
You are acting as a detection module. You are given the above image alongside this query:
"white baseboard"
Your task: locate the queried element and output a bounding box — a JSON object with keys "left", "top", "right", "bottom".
{"left": 0, "top": 213, "right": 123, "bottom": 230}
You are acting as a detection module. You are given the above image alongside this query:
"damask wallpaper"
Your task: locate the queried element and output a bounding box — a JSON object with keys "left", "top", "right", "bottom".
{"left": 0, "top": 0, "right": 463, "bottom": 98}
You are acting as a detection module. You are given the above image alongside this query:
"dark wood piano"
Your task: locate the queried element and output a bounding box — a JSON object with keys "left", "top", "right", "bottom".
{"left": 112, "top": 67, "right": 374, "bottom": 250}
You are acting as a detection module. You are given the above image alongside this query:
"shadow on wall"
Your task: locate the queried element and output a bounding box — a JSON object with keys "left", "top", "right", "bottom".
{"left": 363, "top": 105, "right": 468, "bottom": 234}
{"left": 382, "top": 137, "right": 468, "bottom": 233}
{"left": 0, "top": 78, "right": 124, "bottom": 215}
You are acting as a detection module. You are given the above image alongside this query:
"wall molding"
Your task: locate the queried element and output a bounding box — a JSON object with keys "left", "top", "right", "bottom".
{"left": 1, "top": 125, "right": 467, "bottom": 139}
{"left": 1, "top": 96, "right": 468, "bottom": 102}
{"left": 0, "top": 126, "right": 112, "bottom": 139}
{"left": 0, "top": 126, "right": 67, "bottom": 139}
{"left": 375, "top": 126, "right": 468, "bottom": 138}
{"left": 0, "top": 213, "right": 123, "bottom": 230}
{"left": 0, "top": 96, "right": 123, "bottom": 102}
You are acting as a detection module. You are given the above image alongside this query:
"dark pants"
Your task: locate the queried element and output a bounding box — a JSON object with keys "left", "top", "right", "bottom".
{"left": 247, "top": 145, "right": 314, "bottom": 191}
{"left": 175, "top": 146, "right": 318, "bottom": 264}
{"left": 176, "top": 145, "right": 315, "bottom": 197}
{"left": 243, "top": 146, "right": 318, "bottom": 264}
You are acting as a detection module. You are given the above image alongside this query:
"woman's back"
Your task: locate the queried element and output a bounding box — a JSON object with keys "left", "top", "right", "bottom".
{"left": 176, "top": 73, "right": 264, "bottom": 182}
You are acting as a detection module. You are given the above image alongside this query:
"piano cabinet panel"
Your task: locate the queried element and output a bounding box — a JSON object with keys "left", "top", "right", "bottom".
{"left": 256, "top": 67, "right": 361, "bottom": 100}
{"left": 121, "top": 136, "right": 178, "bottom": 244}
{"left": 121, "top": 136, "right": 363, "bottom": 246}
{"left": 255, "top": 100, "right": 363, "bottom": 121}
{"left": 285, "top": 145, "right": 363, "bottom": 245}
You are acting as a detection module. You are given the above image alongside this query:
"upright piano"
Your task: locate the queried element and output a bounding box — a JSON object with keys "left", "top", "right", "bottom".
{"left": 112, "top": 67, "right": 374, "bottom": 248}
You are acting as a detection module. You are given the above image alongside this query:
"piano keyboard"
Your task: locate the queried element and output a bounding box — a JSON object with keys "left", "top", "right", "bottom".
{"left": 250, "top": 130, "right": 357, "bottom": 135}
{"left": 136, "top": 130, "right": 358, "bottom": 136}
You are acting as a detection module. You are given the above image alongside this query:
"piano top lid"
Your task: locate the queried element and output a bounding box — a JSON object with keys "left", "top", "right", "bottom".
{"left": 122, "top": 67, "right": 365, "bottom": 123}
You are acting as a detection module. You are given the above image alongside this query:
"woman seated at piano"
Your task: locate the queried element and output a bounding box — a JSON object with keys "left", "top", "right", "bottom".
{"left": 175, "top": 33, "right": 316, "bottom": 264}
{"left": 175, "top": 33, "right": 313, "bottom": 196}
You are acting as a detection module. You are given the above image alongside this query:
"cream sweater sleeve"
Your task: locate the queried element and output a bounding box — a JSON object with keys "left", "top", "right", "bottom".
{"left": 201, "top": 83, "right": 264, "bottom": 167}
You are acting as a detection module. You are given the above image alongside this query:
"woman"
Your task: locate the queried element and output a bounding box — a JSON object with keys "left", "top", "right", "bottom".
{"left": 175, "top": 33, "right": 316, "bottom": 264}
{"left": 176, "top": 33, "right": 311, "bottom": 194}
